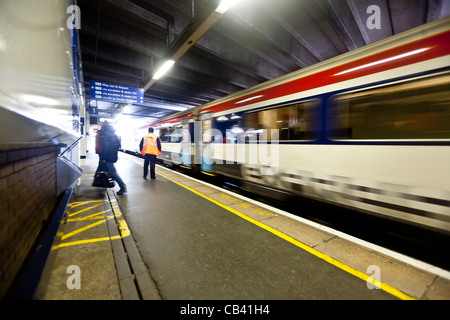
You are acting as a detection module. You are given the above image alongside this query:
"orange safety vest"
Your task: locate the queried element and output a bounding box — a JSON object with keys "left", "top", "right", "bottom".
{"left": 141, "top": 133, "right": 162, "bottom": 156}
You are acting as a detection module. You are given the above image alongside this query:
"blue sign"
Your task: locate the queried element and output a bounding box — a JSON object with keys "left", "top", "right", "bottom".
{"left": 88, "top": 106, "right": 98, "bottom": 115}
{"left": 90, "top": 81, "right": 144, "bottom": 104}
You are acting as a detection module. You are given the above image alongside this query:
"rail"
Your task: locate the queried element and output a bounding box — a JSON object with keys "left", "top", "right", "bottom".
{"left": 59, "top": 135, "right": 83, "bottom": 158}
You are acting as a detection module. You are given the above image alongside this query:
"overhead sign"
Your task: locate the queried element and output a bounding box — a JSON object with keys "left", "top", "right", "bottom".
{"left": 90, "top": 81, "right": 144, "bottom": 104}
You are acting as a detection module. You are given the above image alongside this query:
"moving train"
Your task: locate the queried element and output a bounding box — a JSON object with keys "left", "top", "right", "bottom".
{"left": 124, "top": 17, "right": 450, "bottom": 233}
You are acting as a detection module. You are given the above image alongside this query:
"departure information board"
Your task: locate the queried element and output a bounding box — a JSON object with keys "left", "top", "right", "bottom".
{"left": 90, "top": 81, "right": 144, "bottom": 104}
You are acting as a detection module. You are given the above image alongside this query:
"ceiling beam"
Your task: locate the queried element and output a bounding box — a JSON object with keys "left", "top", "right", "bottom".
{"left": 143, "top": 0, "right": 223, "bottom": 92}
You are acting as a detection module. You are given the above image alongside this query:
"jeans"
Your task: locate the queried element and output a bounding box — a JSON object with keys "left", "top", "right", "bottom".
{"left": 105, "top": 161, "right": 127, "bottom": 190}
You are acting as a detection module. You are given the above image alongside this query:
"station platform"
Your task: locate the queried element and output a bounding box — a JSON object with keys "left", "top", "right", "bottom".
{"left": 35, "top": 152, "right": 450, "bottom": 301}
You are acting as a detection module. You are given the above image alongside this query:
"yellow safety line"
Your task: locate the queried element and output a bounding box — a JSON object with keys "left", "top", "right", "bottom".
{"left": 201, "top": 171, "right": 216, "bottom": 176}
{"left": 155, "top": 170, "right": 415, "bottom": 300}
{"left": 117, "top": 219, "right": 131, "bottom": 238}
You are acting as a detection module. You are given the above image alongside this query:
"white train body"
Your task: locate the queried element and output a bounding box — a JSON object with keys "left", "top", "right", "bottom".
{"left": 137, "top": 17, "right": 450, "bottom": 233}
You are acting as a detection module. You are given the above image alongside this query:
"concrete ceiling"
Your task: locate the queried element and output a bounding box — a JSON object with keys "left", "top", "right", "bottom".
{"left": 78, "top": 0, "right": 450, "bottom": 124}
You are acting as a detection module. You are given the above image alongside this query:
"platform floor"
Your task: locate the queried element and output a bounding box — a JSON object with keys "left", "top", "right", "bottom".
{"left": 36, "top": 152, "right": 450, "bottom": 300}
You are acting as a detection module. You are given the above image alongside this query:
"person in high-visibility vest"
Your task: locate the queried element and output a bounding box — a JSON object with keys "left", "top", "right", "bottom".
{"left": 139, "top": 127, "right": 162, "bottom": 179}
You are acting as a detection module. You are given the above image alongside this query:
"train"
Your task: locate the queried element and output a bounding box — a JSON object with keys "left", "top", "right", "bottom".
{"left": 122, "top": 16, "right": 450, "bottom": 234}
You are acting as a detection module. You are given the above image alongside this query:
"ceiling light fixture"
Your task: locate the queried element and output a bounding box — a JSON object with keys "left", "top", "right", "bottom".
{"left": 152, "top": 60, "right": 175, "bottom": 80}
{"left": 215, "top": 0, "right": 239, "bottom": 14}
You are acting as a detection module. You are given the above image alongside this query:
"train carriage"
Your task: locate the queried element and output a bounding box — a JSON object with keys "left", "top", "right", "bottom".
{"left": 140, "top": 16, "right": 450, "bottom": 233}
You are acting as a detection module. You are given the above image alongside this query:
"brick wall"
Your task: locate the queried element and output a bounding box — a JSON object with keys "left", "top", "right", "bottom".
{"left": 0, "top": 146, "right": 61, "bottom": 298}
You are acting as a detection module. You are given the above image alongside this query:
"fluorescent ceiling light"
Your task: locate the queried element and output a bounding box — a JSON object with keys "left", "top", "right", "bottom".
{"left": 215, "top": 0, "right": 239, "bottom": 14}
{"left": 152, "top": 60, "right": 175, "bottom": 80}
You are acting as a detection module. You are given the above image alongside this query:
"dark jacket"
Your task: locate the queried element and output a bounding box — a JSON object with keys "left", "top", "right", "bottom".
{"left": 99, "top": 125, "right": 121, "bottom": 163}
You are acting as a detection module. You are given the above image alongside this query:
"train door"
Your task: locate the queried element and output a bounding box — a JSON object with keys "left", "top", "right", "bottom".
{"left": 180, "top": 117, "right": 192, "bottom": 169}
{"left": 200, "top": 112, "right": 214, "bottom": 174}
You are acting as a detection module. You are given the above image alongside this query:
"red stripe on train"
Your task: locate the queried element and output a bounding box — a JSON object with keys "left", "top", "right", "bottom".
{"left": 150, "top": 30, "right": 450, "bottom": 127}
{"left": 203, "top": 30, "right": 450, "bottom": 114}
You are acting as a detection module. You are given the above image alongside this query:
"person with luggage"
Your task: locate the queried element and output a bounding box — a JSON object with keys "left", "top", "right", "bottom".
{"left": 97, "top": 123, "right": 127, "bottom": 195}
{"left": 94, "top": 121, "right": 107, "bottom": 173}
{"left": 139, "top": 127, "right": 162, "bottom": 179}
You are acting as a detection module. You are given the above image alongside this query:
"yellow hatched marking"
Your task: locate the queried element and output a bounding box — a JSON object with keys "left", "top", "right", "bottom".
{"left": 52, "top": 199, "right": 130, "bottom": 250}
{"left": 66, "top": 209, "right": 111, "bottom": 221}
{"left": 62, "top": 220, "right": 106, "bottom": 240}
{"left": 70, "top": 200, "right": 104, "bottom": 208}
{"left": 68, "top": 203, "right": 103, "bottom": 217}
{"left": 52, "top": 236, "right": 123, "bottom": 250}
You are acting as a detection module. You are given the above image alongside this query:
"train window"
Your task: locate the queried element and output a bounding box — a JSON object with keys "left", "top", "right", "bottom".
{"left": 243, "top": 100, "right": 318, "bottom": 141}
{"left": 330, "top": 73, "right": 450, "bottom": 140}
{"left": 159, "top": 127, "right": 172, "bottom": 142}
{"left": 161, "top": 124, "right": 192, "bottom": 143}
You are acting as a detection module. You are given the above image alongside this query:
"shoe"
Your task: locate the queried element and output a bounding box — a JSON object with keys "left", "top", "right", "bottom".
{"left": 143, "top": 176, "right": 147, "bottom": 180}
{"left": 151, "top": 177, "right": 156, "bottom": 180}
{"left": 117, "top": 189, "right": 127, "bottom": 195}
